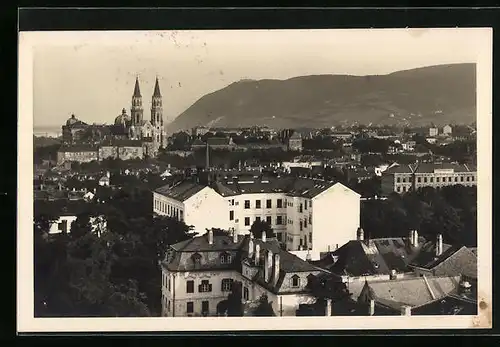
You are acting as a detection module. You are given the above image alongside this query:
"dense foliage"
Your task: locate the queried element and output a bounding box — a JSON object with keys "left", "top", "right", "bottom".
{"left": 361, "top": 185, "right": 477, "bottom": 247}
{"left": 34, "top": 183, "right": 195, "bottom": 317}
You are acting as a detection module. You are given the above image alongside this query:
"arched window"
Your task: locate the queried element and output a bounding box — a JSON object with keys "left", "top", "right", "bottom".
{"left": 291, "top": 274, "right": 301, "bottom": 288}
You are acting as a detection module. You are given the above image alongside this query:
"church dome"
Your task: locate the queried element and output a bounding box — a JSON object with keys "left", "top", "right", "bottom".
{"left": 66, "top": 114, "right": 78, "bottom": 126}
{"left": 114, "top": 108, "right": 131, "bottom": 125}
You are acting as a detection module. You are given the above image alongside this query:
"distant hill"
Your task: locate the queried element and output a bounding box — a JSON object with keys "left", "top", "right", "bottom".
{"left": 167, "top": 63, "right": 476, "bottom": 133}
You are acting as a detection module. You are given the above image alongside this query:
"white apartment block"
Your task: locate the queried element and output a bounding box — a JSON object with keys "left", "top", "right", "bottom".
{"left": 160, "top": 229, "right": 326, "bottom": 317}
{"left": 381, "top": 162, "right": 477, "bottom": 195}
{"left": 153, "top": 174, "right": 361, "bottom": 260}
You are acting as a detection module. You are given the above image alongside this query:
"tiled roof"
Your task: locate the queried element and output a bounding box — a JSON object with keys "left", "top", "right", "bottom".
{"left": 383, "top": 164, "right": 415, "bottom": 174}
{"left": 413, "top": 294, "right": 477, "bottom": 315}
{"left": 409, "top": 243, "right": 477, "bottom": 279}
{"left": 363, "top": 275, "right": 461, "bottom": 311}
{"left": 325, "top": 237, "right": 431, "bottom": 276}
{"left": 413, "top": 163, "right": 473, "bottom": 173}
{"left": 154, "top": 181, "right": 207, "bottom": 201}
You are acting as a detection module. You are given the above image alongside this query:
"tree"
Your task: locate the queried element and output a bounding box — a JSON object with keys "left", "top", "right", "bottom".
{"left": 250, "top": 220, "right": 275, "bottom": 239}
{"left": 253, "top": 293, "right": 275, "bottom": 316}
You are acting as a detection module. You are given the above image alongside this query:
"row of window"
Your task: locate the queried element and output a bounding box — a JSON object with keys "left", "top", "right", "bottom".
{"left": 190, "top": 252, "right": 232, "bottom": 267}
{"left": 241, "top": 215, "right": 285, "bottom": 226}
{"left": 180, "top": 287, "right": 252, "bottom": 315}
{"left": 184, "top": 278, "right": 233, "bottom": 294}
{"left": 154, "top": 199, "right": 184, "bottom": 221}
{"left": 396, "top": 175, "right": 476, "bottom": 183}
{"left": 243, "top": 199, "right": 284, "bottom": 209}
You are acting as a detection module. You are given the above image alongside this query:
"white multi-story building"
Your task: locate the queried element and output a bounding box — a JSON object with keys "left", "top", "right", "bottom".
{"left": 153, "top": 174, "right": 361, "bottom": 260}
{"left": 160, "top": 229, "right": 327, "bottom": 317}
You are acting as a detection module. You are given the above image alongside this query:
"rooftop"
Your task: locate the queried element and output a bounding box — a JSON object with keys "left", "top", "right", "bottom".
{"left": 154, "top": 181, "right": 207, "bottom": 202}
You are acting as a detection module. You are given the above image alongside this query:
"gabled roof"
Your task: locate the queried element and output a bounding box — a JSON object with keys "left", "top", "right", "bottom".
{"left": 154, "top": 181, "right": 207, "bottom": 202}
{"left": 409, "top": 243, "right": 477, "bottom": 279}
{"left": 325, "top": 237, "right": 427, "bottom": 277}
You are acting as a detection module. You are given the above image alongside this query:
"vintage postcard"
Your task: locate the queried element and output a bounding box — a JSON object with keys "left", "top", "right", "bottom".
{"left": 18, "top": 28, "right": 492, "bottom": 332}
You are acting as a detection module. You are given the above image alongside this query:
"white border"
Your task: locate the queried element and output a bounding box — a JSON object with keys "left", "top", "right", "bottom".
{"left": 18, "top": 28, "right": 493, "bottom": 332}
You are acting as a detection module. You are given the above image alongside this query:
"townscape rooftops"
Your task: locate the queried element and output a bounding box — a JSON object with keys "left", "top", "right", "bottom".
{"left": 409, "top": 242, "right": 477, "bottom": 279}
{"left": 154, "top": 181, "right": 207, "bottom": 202}
{"left": 101, "top": 139, "right": 144, "bottom": 147}
{"left": 363, "top": 275, "right": 462, "bottom": 311}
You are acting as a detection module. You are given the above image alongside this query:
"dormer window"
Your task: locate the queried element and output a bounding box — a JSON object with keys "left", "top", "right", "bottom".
{"left": 291, "top": 275, "right": 301, "bottom": 288}
{"left": 192, "top": 253, "right": 202, "bottom": 267}
{"left": 220, "top": 252, "right": 232, "bottom": 264}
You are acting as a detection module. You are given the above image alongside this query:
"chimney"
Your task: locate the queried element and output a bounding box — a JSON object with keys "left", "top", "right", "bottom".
{"left": 369, "top": 299, "right": 375, "bottom": 316}
{"left": 273, "top": 253, "right": 280, "bottom": 285}
{"left": 264, "top": 250, "right": 271, "bottom": 281}
{"left": 390, "top": 269, "right": 397, "bottom": 280}
{"left": 325, "top": 298, "right": 332, "bottom": 317}
{"left": 357, "top": 227, "right": 364, "bottom": 241}
{"left": 248, "top": 239, "right": 254, "bottom": 259}
{"left": 255, "top": 244, "right": 260, "bottom": 266}
{"left": 208, "top": 229, "right": 213, "bottom": 245}
{"left": 262, "top": 231, "right": 266, "bottom": 243}
{"left": 436, "top": 234, "right": 443, "bottom": 256}
{"left": 232, "top": 229, "right": 238, "bottom": 243}
{"left": 401, "top": 305, "right": 412, "bottom": 316}
{"left": 409, "top": 230, "right": 415, "bottom": 246}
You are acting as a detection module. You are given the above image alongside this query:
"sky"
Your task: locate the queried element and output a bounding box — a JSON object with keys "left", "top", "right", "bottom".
{"left": 30, "top": 28, "right": 489, "bottom": 128}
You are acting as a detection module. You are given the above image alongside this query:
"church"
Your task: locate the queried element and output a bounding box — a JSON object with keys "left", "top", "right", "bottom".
{"left": 59, "top": 77, "right": 167, "bottom": 163}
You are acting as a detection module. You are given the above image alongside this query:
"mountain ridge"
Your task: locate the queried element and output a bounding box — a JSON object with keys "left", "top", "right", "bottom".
{"left": 167, "top": 63, "right": 476, "bottom": 133}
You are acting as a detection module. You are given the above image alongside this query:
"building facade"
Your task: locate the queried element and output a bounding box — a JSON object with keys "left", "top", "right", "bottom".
{"left": 153, "top": 174, "right": 361, "bottom": 260}
{"left": 381, "top": 163, "right": 477, "bottom": 195}
{"left": 160, "top": 230, "right": 326, "bottom": 317}
{"left": 288, "top": 132, "right": 303, "bottom": 152}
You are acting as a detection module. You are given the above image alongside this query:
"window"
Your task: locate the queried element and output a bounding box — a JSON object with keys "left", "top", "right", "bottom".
{"left": 299, "top": 204, "right": 303, "bottom": 213}
{"left": 461, "top": 176, "right": 464, "bottom": 182}
{"left": 291, "top": 275, "right": 300, "bottom": 288}
{"left": 245, "top": 217, "right": 250, "bottom": 226}
{"left": 466, "top": 176, "right": 470, "bottom": 182}
{"left": 277, "top": 232, "right": 282, "bottom": 241}
{"left": 266, "top": 216, "right": 272, "bottom": 225}
{"left": 244, "top": 200, "right": 250, "bottom": 209}
{"left": 192, "top": 253, "right": 202, "bottom": 267}
{"left": 255, "top": 216, "right": 261, "bottom": 222}
{"left": 471, "top": 176, "right": 475, "bottom": 182}
{"left": 309, "top": 233, "right": 312, "bottom": 243}
{"left": 277, "top": 199, "right": 283, "bottom": 208}
{"left": 199, "top": 280, "right": 212, "bottom": 293}
{"left": 202, "top": 301, "right": 209, "bottom": 315}
{"left": 276, "top": 215, "right": 283, "bottom": 225}
{"left": 186, "top": 280, "right": 194, "bottom": 293}
{"left": 448, "top": 177, "right": 452, "bottom": 182}
{"left": 309, "top": 215, "right": 312, "bottom": 224}
{"left": 229, "top": 210, "right": 234, "bottom": 221}
{"left": 396, "top": 186, "right": 401, "bottom": 192}
{"left": 167, "top": 300, "right": 171, "bottom": 312}
{"left": 231, "top": 199, "right": 235, "bottom": 206}
{"left": 256, "top": 200, "right": 261, "bottom": 209}
{"left": 455, "top": 176, "right": 458, "bottom": 182}
{"left": 417, "top": 177, "right": 421, "bottom": 183}
{"left": 220, "top": 253, "right": 232, "bottom": 264}
{"left": 168, "top": 277, "right": 171, "bottom": 291}
{"left": 436, "top": 177, "right": 440, "bottom": 183}
{"left": 266, "top": 199, "right": 272, "bottom": 209}
{"left": 430, "top": 177, "right": 434, "bottom": 183}
{"left": 180, "top": 210, "right": 184, "bottom": 221}
{"left": 424, "top": 177, "right": 428, "bottom": 183}
{"left": 396, "top": 177, "right": 401, "bottom": 183}
{"left": 304, "top": 219, "right": 308, "bottom": 228}
{"left": 221, "top": 278, "right": 233, "bottom": 292}
{"left": 299, "top": 220, "right": 303, "bottom": 231}
{"left": 309, "top": 201, "right": 312, "bottom": 208}
{"left": 304, "top": 201, "right": 308, "bottom": 210}
{"left": 187, "top": 301, "right": 194, "bottom": 314}
{"left": 243, "top": 287, "right": 249, "bottom": 300}
{"left": 299, "top": 239, "right": 303, "bottom": 246}
{"left": 402, "top": 177, "right": 406, "bottom": 183}
{"left": 58, "top": 220, "right": 68, "bottom": 233}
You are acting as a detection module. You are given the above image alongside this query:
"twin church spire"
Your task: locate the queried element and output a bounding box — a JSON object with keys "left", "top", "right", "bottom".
{"left": 130, "top": 76, "right": 163, "bottom": 127}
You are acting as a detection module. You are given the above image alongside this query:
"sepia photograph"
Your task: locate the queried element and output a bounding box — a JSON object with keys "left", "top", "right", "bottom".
{"left": 18, "top": 27, "right": 492, "bottom": 332}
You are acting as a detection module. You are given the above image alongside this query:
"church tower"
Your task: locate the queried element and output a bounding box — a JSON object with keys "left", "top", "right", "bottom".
{"left": 151, "top": 77, "right": 165, "bottom": 149}
{"left": 131, "top": 77, "right": 144, "bottom": 127}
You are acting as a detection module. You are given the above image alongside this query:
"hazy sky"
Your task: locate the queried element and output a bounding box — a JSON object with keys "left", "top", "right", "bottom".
{"left": 31, "top": 28, "right": 488, "bottom": 128}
